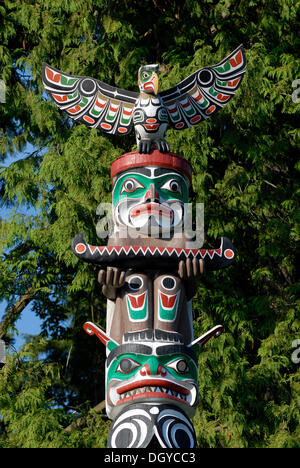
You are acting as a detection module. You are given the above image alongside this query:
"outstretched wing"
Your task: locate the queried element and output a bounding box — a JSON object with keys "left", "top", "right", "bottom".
{"left": 160, "top": 44, "right": 246, "bottom": 130}
{"left": 42, "top": 63, "right": 139, "bottom": 136}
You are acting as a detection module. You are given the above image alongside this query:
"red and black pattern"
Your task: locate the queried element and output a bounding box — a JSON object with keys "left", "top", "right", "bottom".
{"left": 160, "top": 44, "right": 246, "bottom": 130}
{"left": 42, "top": 63, "right": 138, "bottom": 136}
{"left": 42, "top": 45, "right": 246, "bottom": 149}
{"left": 71, "top": 232, "right": 236, "bottom": 271}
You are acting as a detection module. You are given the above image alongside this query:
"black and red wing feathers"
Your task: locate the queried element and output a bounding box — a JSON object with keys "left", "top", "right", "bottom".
{"left": 160, "top": 45, "right": 246, "bottom": 130}
{"left": 42, "top": 63, "right": 139, "bottom": 136}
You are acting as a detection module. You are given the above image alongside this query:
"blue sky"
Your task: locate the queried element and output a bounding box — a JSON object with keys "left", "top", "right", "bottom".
{"left": 0, "top": 143, "right": 43, "bottom": 350}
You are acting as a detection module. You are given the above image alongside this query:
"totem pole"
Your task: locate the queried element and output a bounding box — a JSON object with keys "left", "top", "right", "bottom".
{"left": 42, "top": 45, "right": 246, "bottom": 448}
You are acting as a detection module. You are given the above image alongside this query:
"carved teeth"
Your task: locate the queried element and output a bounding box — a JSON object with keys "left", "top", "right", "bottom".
{"left": 119, "top": 386, "right": 189, "bottom": 401}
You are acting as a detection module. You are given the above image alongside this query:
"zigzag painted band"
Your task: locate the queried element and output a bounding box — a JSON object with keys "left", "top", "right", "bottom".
{"left": 71, "top": 233, "right": 236, "bottom": 271}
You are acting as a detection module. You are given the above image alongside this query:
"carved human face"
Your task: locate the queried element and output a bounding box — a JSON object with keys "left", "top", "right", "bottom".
{"left": 112, "top": 167, "right": 189, "bottom": 234}
{"left": 105, "top": 341, "right": 198, "bottom": 420}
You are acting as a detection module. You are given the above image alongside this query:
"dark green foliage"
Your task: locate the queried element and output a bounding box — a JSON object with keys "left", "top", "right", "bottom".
{"left": 0, "top": 0, "right": 299, "bottom": 448}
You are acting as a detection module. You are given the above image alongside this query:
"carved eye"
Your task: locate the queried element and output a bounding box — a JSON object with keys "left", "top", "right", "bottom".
{"left": 116, "top": 358, "right": 140, "bottom": 374}
{"left": 142, "top": 72, "right": 150, "bottom": 80}
{"left": 161, "top": 276, "right": 176, "bottom": 290}
{"left": 167, "top": 358, "right": 189, "bottom": 374}
{"left": 121, "top": 178, "right": 144, "bottom": 194}
{"left": 128, "top": 276, "right": 144, "bottom": 291}
{"left": 160, "top": 179, "right": 182, "bottom": 195}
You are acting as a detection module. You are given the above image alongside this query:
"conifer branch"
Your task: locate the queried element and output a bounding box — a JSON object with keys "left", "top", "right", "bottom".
{"left": 64, "top": 400, "right": 106, "bottom": 433}
{"left": 0, "top": 286, "right": 35, "bottom": 339}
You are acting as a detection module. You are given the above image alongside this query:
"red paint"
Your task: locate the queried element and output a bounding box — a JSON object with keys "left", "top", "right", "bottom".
{"left": 83, "top": 115, "right": 95, "bottom": 124}
{"left": 110, "top": 150, "right": 192, "bottom": 183}
{"left": 116, "top": 391, "right": 189, "bottom": 406}
{"left": 190, "top": 115, "right": 201, "bottom": 124}
{"left": 117, "top": 378, "right": 189, "bottom": 395}
{"left": 109, "top": 103, "right": 119, "bottom": 112}
{"left": 127, "top": 292, "right": 146, "bottom": 309}
{"left": 123, "top": 108, "right": 133, "bottom": 116}
{"left": 206, "top": 105, "right": 216, "bottom": 115}
{"left": 229, "top": 50, "right": 242, "bottom": 67}
{"left": 194, "top": 91, "right": 203, "bottom": 102}
{"left": 224, "top": 249, "right": 234, "bottom": 259}
{"left": 68, "top": 105, "right": 81, "bottom": 114}
{"left": 160, "top": 292, "right": 177, "bottom": 308}
{"left": 96, "top": 99, "right": 106, "bottom": 108}
{"left": 144, "top": 124, "right": 159, "bottom": 130}
{"left": 180, "top": 100, "right": 191, "bottom": 108}
{"left": 130, "top": 203, "right": 172, "bottom": 219}
{"left": 52, "top": 94, "right": 67, "bottom": 102}
{"left": 75, "top": 243, "right": 86, "bottom": 254}
{"left": 46, "top": 67, "right": 60, "bottom": 83}
{"left": 83, "top": 322, "right": 110, "bottom": 347}
{"left": 228, "top": 77, "right": 241, "bottom": 87}
{"left": 143, "top": 185, "right": 159, "bottom": 200}
{"left": 217, "top": 93, "right": 229, "bottom": 102}
{"left": 101, "top": 122, "right": 112, "bottom": 130}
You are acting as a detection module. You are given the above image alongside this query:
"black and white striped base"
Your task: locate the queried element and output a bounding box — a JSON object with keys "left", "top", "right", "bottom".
{"left": 107, "top": 403, "right": 197, "bottom": 449}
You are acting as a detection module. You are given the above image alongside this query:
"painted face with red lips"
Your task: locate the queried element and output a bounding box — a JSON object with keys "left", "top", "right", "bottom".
{"left": 112, "top": 167, "right": 189, "bottom": 234}
{"left": 105, "top": 337, "right": 199, "bottom": 420}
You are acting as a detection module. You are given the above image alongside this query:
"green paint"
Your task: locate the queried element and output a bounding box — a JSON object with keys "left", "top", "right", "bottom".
{"left": 158, "top": 292, "right": 179, "bottom": 322}
{"left": 112, "top": 172, "right": 189, "bottom": 207}
{"left": 209, "top": 87, "right": 218, "bottom": 97}
{"left": 126, "top": 292, "right": 148, "bottom": 321}
{"left": 79, "top": 97, "right": 88, "bottom": 107}
{"left": 67, "top": 91, "right": 78, "bottom": 100}
{"left": 107, "top": 351, "right": 197, "bottom": 384}
{"left": 215, "top": 60, "right": 231, "bottom": 74}
{"left": 61, "top": 76, "right": 78, "bottom": 86}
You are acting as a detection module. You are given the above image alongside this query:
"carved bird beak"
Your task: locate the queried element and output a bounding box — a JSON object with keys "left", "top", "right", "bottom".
{"left": 143, "top": 72, "right": 159, "bottom": 95}
{"left": 151, "top": 72, "right": 159, "bottom": 95}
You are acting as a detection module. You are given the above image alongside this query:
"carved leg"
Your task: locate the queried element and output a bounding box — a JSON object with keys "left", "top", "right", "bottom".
{"left": 153, "top": 273, "right": 192, "bottom": 343}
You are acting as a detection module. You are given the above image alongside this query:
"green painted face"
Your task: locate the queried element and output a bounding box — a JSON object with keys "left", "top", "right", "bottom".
{"left": 106, "top": 342, "right": 198, "bottom": 420}
{"left": 108, "top": 352, "right": 197, "bottom": 383}
{"left": 112, "top": 170, "right": 189, "bottom": 231}
{"left": 113, "top": 172, "right": 188, "bottom": 205}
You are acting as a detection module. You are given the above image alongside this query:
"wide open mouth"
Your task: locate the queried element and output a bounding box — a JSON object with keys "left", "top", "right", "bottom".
{"left": 115, "top": 378, "right": 195, "bottom": 407}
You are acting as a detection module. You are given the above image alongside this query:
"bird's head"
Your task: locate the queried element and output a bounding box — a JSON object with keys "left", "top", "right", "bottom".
{"left": 138, "top": 64, "right": 159, "bottom": 95}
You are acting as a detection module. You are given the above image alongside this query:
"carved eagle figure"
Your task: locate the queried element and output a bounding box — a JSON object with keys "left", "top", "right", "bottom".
{"left": 42, "top": 45, "right": 246, "bottom": 153}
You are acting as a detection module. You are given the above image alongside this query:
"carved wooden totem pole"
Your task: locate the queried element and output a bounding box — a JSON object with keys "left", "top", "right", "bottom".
{"left": 42, "top": 45, "right": 246, "bottom": 448}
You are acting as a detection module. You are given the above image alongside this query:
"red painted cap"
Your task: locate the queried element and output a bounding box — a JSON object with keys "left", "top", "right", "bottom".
{"left": 111, "top": 150, "right": 192, "bottom": 183}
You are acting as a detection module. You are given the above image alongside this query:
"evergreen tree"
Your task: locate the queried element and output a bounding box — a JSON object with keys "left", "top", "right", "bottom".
{"left": 0, "top": 0, "right": 299, "bottom": 448}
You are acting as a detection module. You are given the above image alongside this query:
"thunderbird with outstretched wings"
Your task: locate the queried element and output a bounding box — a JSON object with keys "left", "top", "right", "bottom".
{"left": 42, "top": 45, "right": 246, "bottom": 153}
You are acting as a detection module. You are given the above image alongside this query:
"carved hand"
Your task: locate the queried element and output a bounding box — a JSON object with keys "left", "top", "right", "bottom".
{"left": 178, "top": 258, "right": 205, "bottom": 300}
{"left": 98, "top": 267, "right": 126, "bottom": 300}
